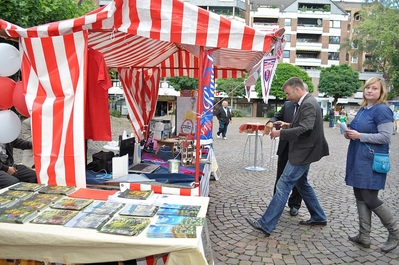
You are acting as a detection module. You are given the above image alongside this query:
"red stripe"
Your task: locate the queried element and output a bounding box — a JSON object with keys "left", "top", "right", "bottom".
{"left": 126, "top": 0, "right": 139, "bottom": 35}
{"left": 170, "top": 0, "right": 184, "bottom": 43}
{"left": 263, "top": 35, "right": 272, "bottom": 53}
{"left": 128, "top": 183, "right": 141, "bottom": 190}
{"left": 217, "top": 17, "right": 231, "bottom": 48}
{"left": 195, "top": 8, "right": 209, "bottom": 46}
{"left": 179, "top": 188, "right": 192, "bottom": 196}
{"left": 152, "top": 185, "right": 163, "bottom": 194}
{"left": 149, "top": 0, "right": 162, "bottom": 40}
{"left": 112, "top": 0, "right": 125, "bottom": 30}
{"left": 63, "top": 32, "right": 86, "bottom": 186}
{"left": 241, "top": 26, "right": 255, "bottom": 51}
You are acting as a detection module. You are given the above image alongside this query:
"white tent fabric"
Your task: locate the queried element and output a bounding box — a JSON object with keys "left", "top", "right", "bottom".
{"left": 0, "top": 0, "right": 284, "bottom": 187}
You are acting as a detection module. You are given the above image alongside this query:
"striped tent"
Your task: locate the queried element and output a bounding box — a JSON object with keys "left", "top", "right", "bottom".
{"left": 0, "top": 0, "right": 284, "bottom": 188}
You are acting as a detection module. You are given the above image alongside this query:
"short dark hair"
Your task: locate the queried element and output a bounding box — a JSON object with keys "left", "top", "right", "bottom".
{"left": 282, "top": 77, "right": 305, "bottom": 91}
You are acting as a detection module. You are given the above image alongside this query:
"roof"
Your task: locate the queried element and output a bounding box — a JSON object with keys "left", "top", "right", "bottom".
{"left": 0, "top": 0, "right": 285, "bottom": 78}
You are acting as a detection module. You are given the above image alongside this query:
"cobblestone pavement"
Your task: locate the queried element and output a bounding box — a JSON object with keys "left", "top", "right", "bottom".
{"left": 14, "top": 115, "right": 399, "bottom": 264}
{"left": 209, "top": 117, "right": 399, "bottom": 265}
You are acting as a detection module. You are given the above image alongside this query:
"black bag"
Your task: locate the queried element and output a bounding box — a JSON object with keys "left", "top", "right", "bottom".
{"left": 87, "top": 151, "right": 114, "bottom": 173}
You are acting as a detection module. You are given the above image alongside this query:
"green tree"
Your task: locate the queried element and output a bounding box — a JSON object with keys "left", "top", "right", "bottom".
{"left": 166, "top": 76, "right": 198, "bottom": 91}
{"left": 341, "top": 1, "right": 399, "bottom": 96}
{"left": 215, "top": 77, "right": 245, "bottom": 106}
{"left": 318, "top": 64, "right": 360, "bottom": 105}
{"left": 254, "top": 63, "right": 314, "bottom": 99}
{"left": 0, "top": 0, "right": 96, "bottom": 28}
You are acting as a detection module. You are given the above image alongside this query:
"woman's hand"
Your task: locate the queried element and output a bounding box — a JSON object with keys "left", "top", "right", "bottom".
{"left": 345, "top": 129, "right": 360, "bottom": 140}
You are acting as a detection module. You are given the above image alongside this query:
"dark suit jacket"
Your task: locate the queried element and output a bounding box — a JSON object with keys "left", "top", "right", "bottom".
{"left": 268, "top": 101, "right": 295, "bottom": 156}
{"left": 215, "top": 106, "right": 232, "bottom": 125}
{"left": 0, "top": 138, "right": 32, "bottom": 172}
{"left": 280, "top": 93, "right": 329, "bottom": 166}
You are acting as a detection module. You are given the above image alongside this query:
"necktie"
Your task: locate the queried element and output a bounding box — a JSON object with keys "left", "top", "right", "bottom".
{"left": 294, "top": 103, "right": 299, "bottom": 115}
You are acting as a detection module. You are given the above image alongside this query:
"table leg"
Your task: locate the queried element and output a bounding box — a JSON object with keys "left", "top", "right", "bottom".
{"left": 245, "top": 130, "right": 265, "bottom": 171}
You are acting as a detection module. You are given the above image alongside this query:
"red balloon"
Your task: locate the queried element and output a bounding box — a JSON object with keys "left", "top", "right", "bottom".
{"left": 0, "top": 77, "right": 16, "bottom": 110}
{"left": 12, "top": 81, "right": 30, "bottom": 117}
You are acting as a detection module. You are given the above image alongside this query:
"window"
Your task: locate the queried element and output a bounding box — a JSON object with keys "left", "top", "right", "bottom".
{"left": 283, "top": 50, "right": 290, "bottom": 58}
{"left": 285, "top": 34, "right": 291, "bottom": 42}
{"left": 328, "top": 52, "right": 339, "bottom": 60}
{"left": 354, "top": 12, "right": 360, "bottom": 21}
{"left": 329, "top": 36, "right": 340, "bottom": 44}
{"left": 329, "top": 20, "right": 341, "bottom": 28}
{"left": 351, "top": 56, "right": 358, "bottom": 63}
{"left": 351, "top": 40, "right": 359, "bottom": 49}
{"left": 285, "top": 18, "right": 291, "bottom": 26}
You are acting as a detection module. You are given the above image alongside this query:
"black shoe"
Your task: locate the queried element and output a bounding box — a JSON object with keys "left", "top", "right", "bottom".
{"left": 244, "top": 217, "right": 270, "bottom": 236}
{"left": 299, "top": 219, "right": 327, "bottom": 226}
{"left": 289, "top": 207, "right": 299, "bottom": 216}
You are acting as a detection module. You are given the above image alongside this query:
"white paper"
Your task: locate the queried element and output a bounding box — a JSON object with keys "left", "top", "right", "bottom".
{"left": 112, "top": 154, "right": 129, "bottom": 178}
{"left": 340, "top": 122, "right": 348, "bottom": 133}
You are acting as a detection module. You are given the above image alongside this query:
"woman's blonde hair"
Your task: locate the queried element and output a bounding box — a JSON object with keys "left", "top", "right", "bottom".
{"left": 359, "top": 77, "right": 388, "bottom": 107}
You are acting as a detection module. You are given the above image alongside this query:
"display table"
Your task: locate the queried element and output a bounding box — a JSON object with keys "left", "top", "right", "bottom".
{"left": 239, "top": 123, "right": 266, "bottom": 171}
{"left": 0, "top": 194, "right": 211, "bottom": 265}
{"left": 154, "top": 138, "right": 180, "bottom": 156}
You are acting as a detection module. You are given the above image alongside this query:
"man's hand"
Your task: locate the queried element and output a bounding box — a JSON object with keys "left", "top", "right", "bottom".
{"left": 270, "top": 129, "right": 281, "bottom": 139}
{"left": 274, "top": 121, "right": 290, "bottom": 129}
{"left": 7, "top": 166, "right": 17, "bottom": 176}
{"left": 263, "top": 122, "right": 274, "bottom": 135}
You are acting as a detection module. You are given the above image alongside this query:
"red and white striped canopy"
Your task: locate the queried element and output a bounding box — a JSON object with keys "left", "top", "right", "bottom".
{"left": 1, "top": 0, "right": 284, "bottom": 78}
{"left": 0, "top": 0, "right": 284, "bottom": 188}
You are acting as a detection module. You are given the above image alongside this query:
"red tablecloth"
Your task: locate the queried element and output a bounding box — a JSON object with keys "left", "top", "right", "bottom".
{"left": 238, "top": 123, "right": 266, "bottom": 134}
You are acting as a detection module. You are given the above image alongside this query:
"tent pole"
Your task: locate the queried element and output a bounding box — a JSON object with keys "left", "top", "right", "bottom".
{"left": 195, "top": 46, "right": 204, "bottom": 193}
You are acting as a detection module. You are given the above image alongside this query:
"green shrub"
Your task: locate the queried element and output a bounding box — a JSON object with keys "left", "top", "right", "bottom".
{"left": 323, "top": 114, "right": 330, "bottom": 121}
{"left": 110, "top": 109, "right": 121, "bottom": 117}
{"left": 231, "top": 109, "right": 243, "bottom": 117}
{"left": 266, "top": 110, "right": 276, "bottom": 118}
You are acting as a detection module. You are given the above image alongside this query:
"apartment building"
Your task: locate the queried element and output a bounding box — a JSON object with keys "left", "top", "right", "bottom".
{"left": 98, "top": 0, "right": 383, "bottom": 117}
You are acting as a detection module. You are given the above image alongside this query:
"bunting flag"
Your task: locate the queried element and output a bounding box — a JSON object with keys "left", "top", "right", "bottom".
{"left": 273, "top": 36, "right": 286, "bottom": 59}
{"left": 261, "top": 56, "right": 278, "bottom": 104}
{"left": 245, "top": 86, "right": 252, "bottom": 102}
{"left": 244, "top": 62, "right": 262, "bottom": 102}
{"left": 199, "top": 50, "right": 215, "bottom": 140}
{"left": 118, "top": 67, "right": 161, "bottom": 141}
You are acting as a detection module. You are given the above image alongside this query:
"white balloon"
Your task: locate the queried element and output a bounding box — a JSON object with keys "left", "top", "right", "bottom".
{"left": 0, "top": 43, "right": 21, "bottom": 77}
{"left": 0, "top": 110, "right": 21, "bottom": 143}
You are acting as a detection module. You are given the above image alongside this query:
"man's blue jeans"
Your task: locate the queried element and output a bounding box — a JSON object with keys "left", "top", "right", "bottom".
{"left": 257, "top": 161, "right": 327, "bottom": 234}
{"left": 329, "top": 117, "right": 334, "bottom": 128}
{"left": 217, "top": 121, "right": 228, "bottom": 137}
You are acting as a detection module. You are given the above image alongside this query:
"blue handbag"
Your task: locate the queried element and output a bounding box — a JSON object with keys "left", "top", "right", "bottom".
{"left": 365, "top": 143, "right": 390, "bottom": 174}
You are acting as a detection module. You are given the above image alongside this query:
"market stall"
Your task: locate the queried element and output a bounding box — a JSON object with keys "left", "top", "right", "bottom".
{"left": 0, "top": 0, "right": 284, "bottom": 189}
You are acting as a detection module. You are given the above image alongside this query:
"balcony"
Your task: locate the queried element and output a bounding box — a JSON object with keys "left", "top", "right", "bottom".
{"left": 296, "top": 42, "right": 322, "bottom": 51}
{"left": 295, "top": 58, "right": 322, "bottom": 66}
{"left": 297, "top": 24, "right": 323, "bottom": 34}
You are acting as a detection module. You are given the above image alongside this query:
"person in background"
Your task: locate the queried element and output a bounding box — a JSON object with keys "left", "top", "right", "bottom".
{"left": 19, "top": 117, "right": 34, "bottom": 168}
{"left": 245, "top": 77, "right": 329, "bottom": 236}
{"left": 393, "top": 109, "right": 399, "bottom": 134}
{"left": 337, "top": 111, "right": 348, "bottom": 134}
{"left": 344, "top": 77, "right": 398, "bottom": 252}
{"left": 0, "top": 138, "right": 37, "bottom": 189}
{"left": 215, "top": 100, "right": 232, "bottom": 140}
{"left": 329, "top": 105, "right": 335, "bottom": 128}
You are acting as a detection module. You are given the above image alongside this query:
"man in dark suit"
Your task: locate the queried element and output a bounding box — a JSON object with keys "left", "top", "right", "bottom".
{"left": 245, "top": 77, "right": 329, "bottom": 236}
{"left": 266, "top": 100, "right": 303, "bottom": 216}
{"left": 215, "top": 100, "right": 232, "bottom": 140}
{"left": 0, "top": 138, "right": 37, "bottom": 189}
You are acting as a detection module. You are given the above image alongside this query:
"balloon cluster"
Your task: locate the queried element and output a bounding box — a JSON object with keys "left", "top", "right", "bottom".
{"left": 0, "top": 43, "right": 25, "bottom": 143}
